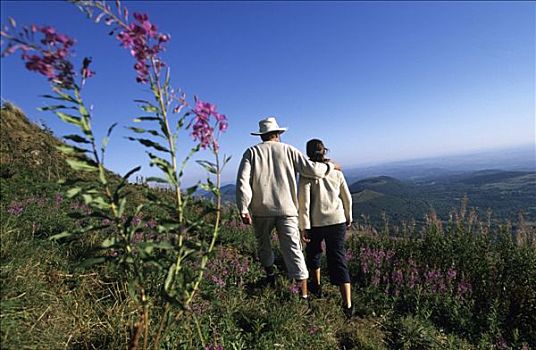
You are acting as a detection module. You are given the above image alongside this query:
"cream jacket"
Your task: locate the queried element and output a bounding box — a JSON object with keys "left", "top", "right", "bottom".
{"left": 298, "top": 168, "right": 352, "bottom": 230}
{"left": 236, "top": 141, "right": 333, "bottom": 217}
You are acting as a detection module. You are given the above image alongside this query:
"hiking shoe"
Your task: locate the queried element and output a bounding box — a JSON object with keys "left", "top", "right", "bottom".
{"left": 343, "top": 303, "right": 355, "bottom": 319}
{"left": 300, "top": 295, "right": 312, "bottom": 311}
{"left": 308, "top": 283, "right": 323, "bottom": 298}
{"left": 264, "top": 274, "right": 276, "bottom": 288}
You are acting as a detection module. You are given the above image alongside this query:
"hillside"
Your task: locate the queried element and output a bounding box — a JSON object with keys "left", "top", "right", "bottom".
{"left": 0, "top": 102, "right": 73, "bottom": 181}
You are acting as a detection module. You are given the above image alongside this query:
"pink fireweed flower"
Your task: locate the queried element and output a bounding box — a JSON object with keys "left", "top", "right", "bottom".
{"left": 115, "top": 12, "right": 169, "bottom": 83}
{"left": 1, "top": 24, "right": 91, "bottom": 89}
{"left": 289, "top": 282, "right": 300, "bottom": 294}
{"left": 191, "top": 99, "right": 228, "bottom": 149}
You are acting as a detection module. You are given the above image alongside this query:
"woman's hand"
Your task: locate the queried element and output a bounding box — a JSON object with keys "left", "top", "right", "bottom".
{"left": 346, "top": 220, "right": 352, "bottom": 229}
{"left": 301, "top": 230, "right": 310, "bottom": 243}
{"left": 241, "top": 213, "right": 252, "bottom": 225}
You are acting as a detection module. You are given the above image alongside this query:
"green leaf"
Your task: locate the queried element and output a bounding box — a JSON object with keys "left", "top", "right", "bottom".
{"left": 196, "top": 160, "right": 217, "bottom": 174}
{"left": 133, "top": 116, "right": 161, "bottom": 122}
{"left": 56, "top": 112, "right": 82, "bottom": 126}
{"left": 164, "top": 263, "right": 177, "bottom": 292}
{"left": 66, "top": 158, "right": 98, "bottom": 172}
{"left": 147, "top": 152, "right": 177, "bottom": 185}
{"left": 153, "top": 241, "right": 174, "bottom": 250}
{"left": 146, "top": 176, "right": 168, "bottom": 184}
{"left": 127, "top": 137, "right": 170, "bottom": 153}
{"left": 55, "top": 90, "right": 78, "bottom": 103}
{"left": 92, "top": 196, "right": 110, "bottom": 210}
{"left": 117, "top": 197, "right": 127, "bottom": 218}
{"left": 98, "top": 165, "right": 107, "bottom": 185}
{"left": 78, "top": 104, "right": 90, "bottom": 118}
{"left": 102, "top": 237, "right": 117, "bottom": 248}
{"left": 82, "top": 194, "right": 93, "bottom": 204}
{"left": 41, "top": 94, "right": 76, "bottom": 103}
{"left": 66, "top": 187, "right": 82, "bottom": 198}
{"left": 64, "top": 134, "right": 91, "bottom": 144}
{"left": 102, "top": 123, "right": 118, "bottom": 152}
{"left": 186, "top": 184, "right": 198, "bottom": 196}
{"left": 128, "top": 126, "right": 161, "bottom": 137}
{"left": 38, "top": 105, "right": 69, "bottom": 111}
{"left": 80, "top": 116, "right": 93, "bottom": 140}
{"left": 157, "top": 223, "right": 180, "bottom": 233}
{"left": 49, "top": 231, "right": 73, "bottom": 241}
{"left": 122, "top": 166, "right": 141, "bottom": 181}
{"left": 79, "top": 257, "right": 106, "bottom": 268}
{"left": 56, "top": 144, "right": 89, "bottom": 155}
{"left": 127, "top": 280, "right": 140, "bottom": 301}
{"left": 140, "top": 104, "right": 159, "bottom": 113}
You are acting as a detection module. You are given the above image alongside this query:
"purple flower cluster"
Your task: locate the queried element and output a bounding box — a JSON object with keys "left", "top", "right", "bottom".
{"left": 205, "top": 247, "right": 250, "bottom": 288}
{"left": 116, "top": 12, "right": 169, "bottom": 83}
{"left": 308, "top": 325, "right": 320, "bottom": 335}
{"left": 1, "top": 24, "right": 93, "bottom": 89}
{"left": 54, "top": 193, "right": 64, "bottom": 207}
{"left": 205, "top": 345, "right": 223, "bottom": 350}
{"left": 6, "top": 194, "right": 62, "bottom": 216}
{"left": 223, "top": 218, "right": 248, "bottom": 231}
{"left": 288, "top": 282, "right": 300, "bottom": 295}
{"left": 70, "top": 201, "right": 92, "bottom": 215}
{"left": 191, "top": 99, "right": 228, "bottom": 150}
{"left": 7, "top": 201, "right": 24, "bottom": 216}
{"left": 358, "top": 245, "right": 472, "bottom": 300}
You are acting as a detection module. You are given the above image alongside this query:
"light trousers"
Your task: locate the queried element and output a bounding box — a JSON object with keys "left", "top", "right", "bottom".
{"left": 253, "top": 216, "right": 309, "bottom": 280}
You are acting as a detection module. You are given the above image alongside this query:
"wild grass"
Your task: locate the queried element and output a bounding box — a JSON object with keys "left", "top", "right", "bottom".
{"left": 1, "top": 174, "right": 535, "bottom": 349}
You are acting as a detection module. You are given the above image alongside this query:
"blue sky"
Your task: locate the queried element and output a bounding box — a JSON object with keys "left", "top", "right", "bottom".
{"left": 1, "top": 1, "right": 534, "bottom": 185}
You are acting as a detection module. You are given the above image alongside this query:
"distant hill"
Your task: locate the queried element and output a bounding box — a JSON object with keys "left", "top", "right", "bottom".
{"left": 195, "top": 184, "right": 236, "bottom": 203}
{"left": 350, "top": 170, "right": 536, "bottom": 227}
{"left": 344, "top": 145, "right": 535, "bottom": 184}
{"left": 349, "top": 176, "right": 409, "bottom": 197}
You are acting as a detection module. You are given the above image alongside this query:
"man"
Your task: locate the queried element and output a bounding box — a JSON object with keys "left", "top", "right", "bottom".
{"left": 236, "top": 117, "right": 338, "bottom": 299}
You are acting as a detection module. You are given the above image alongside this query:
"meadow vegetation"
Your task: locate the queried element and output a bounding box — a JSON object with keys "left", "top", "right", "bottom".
{"left": 2, "top": 105, "right": 535, "bottom": 349}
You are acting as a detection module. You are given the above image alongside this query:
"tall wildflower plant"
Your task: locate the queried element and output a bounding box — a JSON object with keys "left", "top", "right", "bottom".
{"left": 1, "top": 1, "right": 230, "bottom": 348}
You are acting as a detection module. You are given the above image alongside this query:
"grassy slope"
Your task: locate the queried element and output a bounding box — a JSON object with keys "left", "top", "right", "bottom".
{"left": 1, "top": 104, "right": 534, "bottom": 349}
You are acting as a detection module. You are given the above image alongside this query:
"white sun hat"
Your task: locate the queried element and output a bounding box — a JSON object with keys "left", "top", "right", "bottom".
{"left": 250, "top": 117, "right": 288, "bottom": 136}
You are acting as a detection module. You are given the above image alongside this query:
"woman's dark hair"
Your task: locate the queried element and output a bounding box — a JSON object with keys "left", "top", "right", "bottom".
{"left": 306, "top": 139, "right": 329, "bottom": 163}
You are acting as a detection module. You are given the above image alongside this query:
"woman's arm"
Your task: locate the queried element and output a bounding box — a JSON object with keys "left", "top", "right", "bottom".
{"left": 298, "top": 176, "right": 312, "bottom": 231}
{"left": 339, "top": 172, "right": 353, "bottom": 226}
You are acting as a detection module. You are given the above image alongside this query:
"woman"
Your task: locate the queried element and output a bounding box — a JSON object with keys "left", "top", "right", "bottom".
{"left": 298, "top": 139, "right": 353, "bottom": 318}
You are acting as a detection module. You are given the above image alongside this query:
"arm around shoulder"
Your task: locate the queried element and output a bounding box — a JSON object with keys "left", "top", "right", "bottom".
{"left": 290, "top": 145, "right": 331, "bottom": 179}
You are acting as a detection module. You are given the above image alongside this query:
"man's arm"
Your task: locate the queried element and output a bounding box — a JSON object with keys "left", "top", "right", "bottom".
{"left": 291, "top": 146, "right": 333, "bottom": 179}
{"left": 236, "top": 150, "right": 253, "bottom": 223}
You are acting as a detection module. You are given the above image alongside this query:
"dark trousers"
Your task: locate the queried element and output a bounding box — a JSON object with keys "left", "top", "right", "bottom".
{"left": 305, "top": 222, "right": 351, "bottom": 285}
